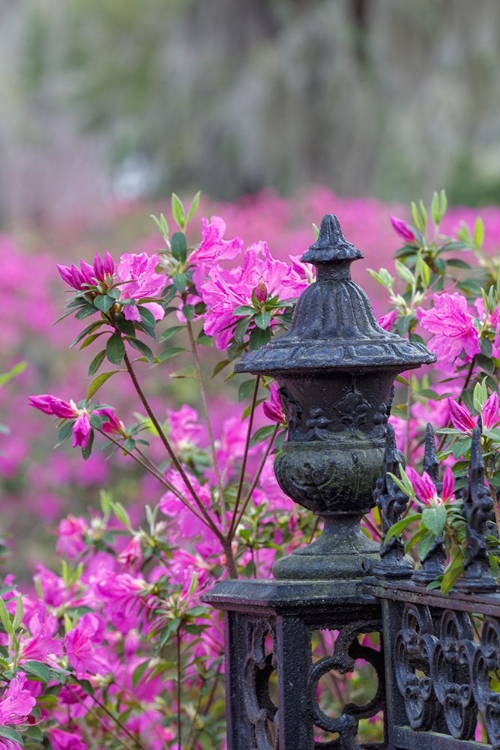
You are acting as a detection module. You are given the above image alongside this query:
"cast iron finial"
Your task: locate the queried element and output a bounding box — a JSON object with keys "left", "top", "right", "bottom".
{"left": 302, "top": 214, "right": 364, "bottom": 264}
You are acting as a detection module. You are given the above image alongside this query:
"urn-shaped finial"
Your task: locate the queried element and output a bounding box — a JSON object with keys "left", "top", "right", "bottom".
{"left": 236, "top": 215, "right": 435, "bottom": 581}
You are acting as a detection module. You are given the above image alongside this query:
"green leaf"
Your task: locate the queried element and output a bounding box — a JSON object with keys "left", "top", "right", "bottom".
{"left": 421, "top": 504, "right": 447, "bottom": 537}
{"left": 171, "top": 232, "right": 187, "bottom": 263}
{"left": 112, "top": 502, "right": 131, "bottom": 530}
{"left": 249, "top": 425, "right": 276, "bottom": 447}
{"left": 158, "top": 346, "right": 185, "bottom": 362}
{"left": 114, "top": 313, "right": 136, "bottom": 336}
{"left": 81, "top": 429, "right": 94, "bottom": 460}
{"left": 21, "top": 660, "right": 51, "bottom": 683}
{"left": 474, "top": 216, "right": 485, "bottom": 248}
{"left": 446, "top": 259, "right": 472, "bottom": 270}
{"left": 0, "top": 727, "right": 23, "bottom": 744}
{"left": 234, "top": 317, "right": 251, "bottom": 343}
{"left": 233, "top": 305, "right": 256, "bottom": 316}
{"left": 249, "top": 326, "right": 272, "bottom": 350}
{"left": 87, "top": 370, "right": 120, "bottom": 399}
{"left": 384, "top": 513, "right": 421, "bottom": 543}
{"left": 238, "top": 379, "right": 257, "bottom": 402}
{"left": 418, "top": 532, "right": 437, "bottom": 562}
{"left": 171, "top": 193, "right": 185, "bottom": 229}
{"left": 395, "top": 260, "right": 415, "bottom": 286}
{"left": 75, "top": 304, "right": 97, "bottom": 320}
{"left": 480, "top": 338, "right": 493, "bottom": 358}
{"left": 127, "top": 337, "right": 155, "bottom": 364}
{"left": 254, "top": 311, "right": 272, "bottom": 330}
{"left": 173, "top": 272, "right": 187, "bottom": 292}
{"left": 132, "top": 659, "right": 151, "bottom": 689}
{"left": 0, "top": 599, "right": 11, "bottom": 635}
{"left": 169, "top": 365, "right": 197, "bottom": 379}
{"left": 88, "top": 350, "right": 106, "bottom": 377}
{"left": 186, "top": 191, "right": 201, "bottom": 225}
{"left": 93, "top": 294, "right": 114, "bottom": 313}
{"left": 212, "top": 359, "right": 231, "bottom": 377}
{"left": 106, "top": 333, "right": 126, "bottom": 365}
{"left": 56, "top": 421, "right": 74, "bottom": 445}
{"left": 159, "top": 325, "right": 184, "bottom": 342}
{"left": 476, "top": 353, "right": 494, "bottom": 375}
{"left": 70, "top": 320, "right": 103, "bottom": 348}
{"left": 431, "top": 191, "right": 440, "bottom": 225}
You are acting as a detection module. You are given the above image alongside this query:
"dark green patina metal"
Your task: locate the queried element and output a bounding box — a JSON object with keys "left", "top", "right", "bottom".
{"left": 235, "top": 214, "right": 434, "bottom": 580}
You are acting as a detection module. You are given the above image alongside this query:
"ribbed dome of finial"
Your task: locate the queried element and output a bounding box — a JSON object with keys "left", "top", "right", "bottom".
{"left": 235, "top": 214, "right": 436, "bottom": 375}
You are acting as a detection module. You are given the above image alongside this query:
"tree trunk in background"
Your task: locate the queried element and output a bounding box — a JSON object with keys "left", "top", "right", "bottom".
{"left": 1, "top": 0, "right": 500, "bottom": 226}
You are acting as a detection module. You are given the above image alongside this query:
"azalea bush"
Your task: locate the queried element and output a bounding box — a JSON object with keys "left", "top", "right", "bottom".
{"left": 0, "top": 187, "right": 500, "bottom": 747}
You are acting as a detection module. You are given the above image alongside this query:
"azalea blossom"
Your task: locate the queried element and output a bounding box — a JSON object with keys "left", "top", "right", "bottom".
{"left": 0, "top": 672, "right": 36, "bottom": 725}
{"left": 390, "top": 216, "right": 416, "bottom": 243}
{"left": 448, "top": 392, "right": 499, "bottom": 433}
{"left": 378, "top": 309, "right": 397, "bottom": 331}
{"left": 188, "top": 216, "right": 243, "bottom": 288}
{"left": 417, "top": 292, "right": 480, "bottom": 362}
{"left": 263, "top": 383, "right": 286, "bottom": 424}
{"left": 116, "top": 252, "right": 166, "bottom": 322}
{"left": 29, "top": 395, "right": 93, "bottom": 449}
{"left": 57, "top": 252, "right": 115, "bottom": 291}
{"left": 199, "top": 241, "right": 309, "bottom": 349}
{"left": 406, "top": 465, "right": 455, "bottom": 506}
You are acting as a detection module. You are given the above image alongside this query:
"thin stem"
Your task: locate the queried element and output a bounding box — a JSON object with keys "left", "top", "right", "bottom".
{"left": 176, "top": 626, "right": 182, "bottom": 749}
{"left": 97, "top": 430, "right": 216, "bottom": 533}
{"left": 232, "top": 425, "right": 279, "bottom": 535}
{"left": 67, "top": 683, "right": 146, "bottom": 750}
{"left": 363, "top": 515, "right": 383, "bottom": 541}
{"left": 123, "top": 351, "right": 202, "bottom": 508}
{"left": 404, "top": 377, "right": 412, "bottom": 466}
{"left": 230, "top": 376, "right": 261, "bottom": 537}
{"left": 186, "top": 317, "right": 227, "bottom": 533}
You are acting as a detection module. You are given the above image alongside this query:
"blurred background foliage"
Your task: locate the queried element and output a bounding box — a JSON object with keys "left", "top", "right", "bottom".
{"left": 1, "top": 0, "right": 500, "bottom": 226}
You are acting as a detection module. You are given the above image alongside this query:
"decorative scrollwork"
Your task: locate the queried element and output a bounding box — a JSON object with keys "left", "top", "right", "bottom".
{"left": 394, "top": 603, "right": 437, "bottom": 730}
{"left": 473, "top": 616, "right": 500, "bottom": 748}
{"left": 243, "top": 620, "right": 278, "bottom": 749}
{"left": 309, "top": 621, "right": 385, "bottom": 749}
{"left": 430, "top": 610, "right": 477, "bottom": 739}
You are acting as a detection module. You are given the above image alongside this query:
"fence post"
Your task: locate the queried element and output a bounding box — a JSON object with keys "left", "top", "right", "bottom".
{"left": 203, "top": 215, "right": 435, "bottom": 748}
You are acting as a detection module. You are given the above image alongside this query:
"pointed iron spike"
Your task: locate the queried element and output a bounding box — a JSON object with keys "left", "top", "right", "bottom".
{"left": 423, "top": 423, "right": 439, "bottom": 481}
{"left": 477, "top": 413, "right": 483, "bottom": 433}
{"left": 469, "top": 426, "right": 485, "bottom": 488}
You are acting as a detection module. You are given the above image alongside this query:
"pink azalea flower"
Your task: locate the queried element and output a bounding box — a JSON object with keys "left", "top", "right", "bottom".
{"left": 71, "top": 412, "right": 91, "bottom": 449}
{"left": 448, "top": 400, "right": 476, "bottom": 432}
{"left": 95, "top": 406, "right": 125, "bottom": 436}
{"left": 49, "top": 728, "right": 87, "bottom": 750}
{"left": 56, "top": 516, "right": 88, "bottom": 558}
{"left": 482, "top": 391, "right": 499, "bottom": 429}
{"left": 448, "top": 393, "right": 499, "bottom": 433}
{"left": 378, "top": 309, "right": 397, "bottom": 331}
{"left": 390, "top": 216, "right": 416, "bottom": 243}
{"left": 441, "top": 466, "right": 455, "bottom": 502}
{"left": 263, "top": 383, "right": 286, "bottom": 424}
{"left": 417, "top": 293, "right": 480, "bottom": 362}
{"left": 117, "top": 536, "right": 143, "bottom": 570}
{"left": 28, "top": 394, "right": 76, "bottom": 419}
{"left": 57, "top": 252, "right": 114, "bottom": 291}
{"left": 166, "top": 404, "right": 203, "bottom": 448}
{"left": 0, "top": 672, "right": 36, "bottom": 724}
{"left": 406, "top": 467, "right": 438, "bottom": 504}
{"left": 65, "top": 613, "right": 108, "bottom": 678}
{"left": 19, "top": 603, "right": 62, "bottom": 663}
{"left": 189, "top": 216, "right": 243, "bottom": 288}
{"left": 200, "top": 241, "right": 309, "bottom": 350}
{"left": 116, "top": 252, "right": 165, "bottom": 322}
